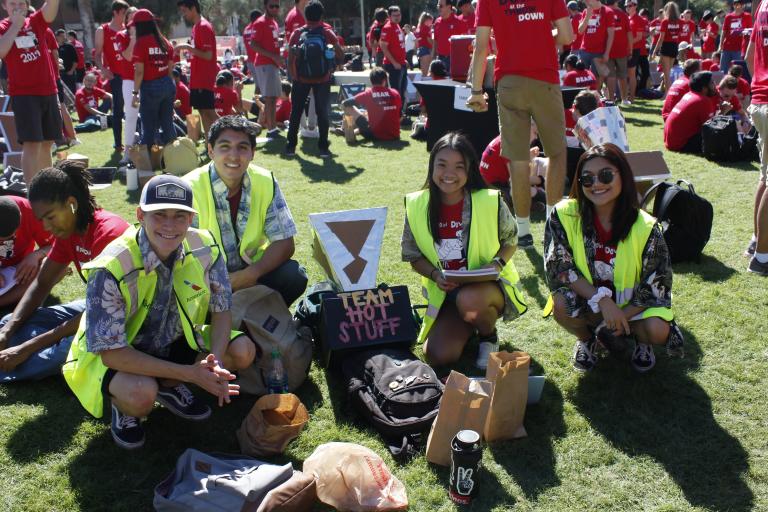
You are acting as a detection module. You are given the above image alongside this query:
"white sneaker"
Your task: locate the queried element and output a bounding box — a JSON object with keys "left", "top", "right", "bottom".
{"left": 476, "top": 341, "right": 498, "bottom": 370}
{"left": 622, "top": 99, "right": 632, "bottom": 106}
{"left": 300, "top": 127, "right": 319, "bottom": 138}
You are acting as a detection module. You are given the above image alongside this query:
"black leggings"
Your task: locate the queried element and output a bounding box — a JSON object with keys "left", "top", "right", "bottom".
{"left": 635, "top": 54, "right": 650, "bottom": 93}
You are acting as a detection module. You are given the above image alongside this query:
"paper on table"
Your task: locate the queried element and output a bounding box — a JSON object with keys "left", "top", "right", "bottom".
{"left": 443, "top": 268, "right": 499, "bottom": 283}
{"left": 0, "top": 266, "right": 17, "bottom": 296}
{"left": 453, "top": 86, "right": 472, "bottom": 112}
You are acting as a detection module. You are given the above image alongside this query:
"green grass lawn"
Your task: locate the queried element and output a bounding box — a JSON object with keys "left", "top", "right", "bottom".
{"left": 1, "top": 96, "right": 767, "bottom": 511}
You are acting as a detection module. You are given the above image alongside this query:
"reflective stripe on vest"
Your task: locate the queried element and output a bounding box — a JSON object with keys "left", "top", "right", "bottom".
{"left": 543, "top": 198, "right": 673, "bottom": 321}
{"left": 405, "top": 189, "right": 527, "bottom": 343}
{"left": 63, "top": 226, "right": 221, "bottom": 418}
{"left": 183, "top": 163, "right": 275, "bottom": 265}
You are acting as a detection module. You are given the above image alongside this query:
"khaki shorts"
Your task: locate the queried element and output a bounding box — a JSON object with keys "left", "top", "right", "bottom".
{"left": 607, "top": 57, "right": 628, "bottom": 79}
{"left": 748, "top": 103, "right": 768, "bottom": 181}
{"left": 496, "top": 74, "right": 566, "bottom": 162}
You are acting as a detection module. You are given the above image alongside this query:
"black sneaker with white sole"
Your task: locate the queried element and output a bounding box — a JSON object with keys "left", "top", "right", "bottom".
{"left": 573, "top": 336, "right": 597, "bottom": 372}
{"left": 745, "top": 239, "right": 757, "bottom": 257}
{"left": 156, "top": 383, "right": 211, "bottom": 421}
{"left": 666, "top": 321, "right": 685, "bottom": 358}
{"left": 748, "top": 256, "right": 768, "bottom": 276}
{"left": 518, "top": 233, "right": 534, "bottom": 250}
{"left": 110, "top": 403, "right": 145, "bottom": 449}
{"left": 631, "top": 343, "right": 656, "bottom": 373}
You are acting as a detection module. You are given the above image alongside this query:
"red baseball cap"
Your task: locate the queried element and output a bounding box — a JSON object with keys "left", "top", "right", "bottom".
{"left": 128, "top": 9, "right": 155, "bottom": 27}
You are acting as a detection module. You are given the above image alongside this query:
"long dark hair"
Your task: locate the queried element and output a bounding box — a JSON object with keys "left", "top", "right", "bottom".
{"left": 28, "top": 160, "right": 98, "bottom": 233}
{"left": 135, "top": 20, "right": 168, "bottom": 53}
{"left": 423, "top": 132, "right": 486, "bottom": 241}
{"left": 569, "top": 143, "right": 638, "bottom": 245}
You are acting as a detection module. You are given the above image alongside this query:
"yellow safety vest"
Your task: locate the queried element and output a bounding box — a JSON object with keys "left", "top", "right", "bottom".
{"left": 543, "top": 198, "right": 674, "bottom": 321}
{"left": 183, "top": 163, "right": 275, "bottom": 265}
{"left": 63, "top": 226, "right": 231, "bottom": 418}
{"left": 405, "top": 189, "right": 527, "bottom": 343}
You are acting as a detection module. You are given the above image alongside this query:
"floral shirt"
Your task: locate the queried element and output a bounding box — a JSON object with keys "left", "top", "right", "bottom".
{"left": 85, "top": 228, "right": 232, "bottom": 357}
{"left": 543, "top": 208, "right": 672, "bottom": 317}
{"left": 192, "top": 164, "right": 297, "bottom": 273}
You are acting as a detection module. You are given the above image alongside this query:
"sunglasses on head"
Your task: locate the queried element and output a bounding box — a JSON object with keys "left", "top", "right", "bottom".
{"left": 579, "top": 168, "right": 617, "bottom": 188}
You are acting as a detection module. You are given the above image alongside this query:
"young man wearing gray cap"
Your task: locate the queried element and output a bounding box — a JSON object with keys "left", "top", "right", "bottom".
{"left": 63, "top": 175, "right": 256, "bottom": 449}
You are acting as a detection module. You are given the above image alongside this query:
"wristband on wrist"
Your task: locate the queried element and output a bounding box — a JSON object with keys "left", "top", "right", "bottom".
{"left": 587, "top": 287, "right": 613, "bottom": 313}
{"left": 492, "top": 255, "right": 506, "bottom": 270}
{"left": 471, "top": 89, "right": 483, "bottom": 95}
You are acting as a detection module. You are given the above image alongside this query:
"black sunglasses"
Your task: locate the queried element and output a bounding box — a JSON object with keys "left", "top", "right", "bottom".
{"left": 268, "top": 4, "right": 280, "bottom": 8}
{"left": 579, "top": 168, "right": 617, "bottom": 188}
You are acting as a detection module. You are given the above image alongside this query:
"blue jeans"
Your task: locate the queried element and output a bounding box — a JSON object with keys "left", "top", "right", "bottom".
{"left": 0, "top": 300, "right": 85, "bottom": 382}
{"left": 139, "top": 75, "right": 176, "bottom": 146}
{"left": 384, "top": 63, "right": 408, "bottom": 114}
{"left": 720, "top": 51, "right": 742, "bottom": 73}
{"left": 110, "top": 75, "right": 124, "bottom": 147}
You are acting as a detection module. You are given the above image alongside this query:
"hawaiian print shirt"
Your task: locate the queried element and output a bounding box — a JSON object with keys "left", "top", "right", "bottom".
{"left": 85, "top": 227, "right": 232, "bottom": 357}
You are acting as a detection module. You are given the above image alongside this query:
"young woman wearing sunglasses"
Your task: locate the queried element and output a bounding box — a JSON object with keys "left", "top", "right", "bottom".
{"left": 543, "top": 143, "right": 684, "bottom": 373}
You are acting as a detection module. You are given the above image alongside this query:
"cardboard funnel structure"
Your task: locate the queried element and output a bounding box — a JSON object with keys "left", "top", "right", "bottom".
{"left": 309, "top": 207, "right": 387, "bottom": 292}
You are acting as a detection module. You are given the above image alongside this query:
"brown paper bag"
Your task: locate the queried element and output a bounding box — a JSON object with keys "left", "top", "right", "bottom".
{"left": 425, "top": 371, "right": 493, "bottom": 466}
{"left": 484, "top": 351, "right": 530, "bottom": 442}
{"left": 237, "top": 393, "right": 309, "bottom": 457}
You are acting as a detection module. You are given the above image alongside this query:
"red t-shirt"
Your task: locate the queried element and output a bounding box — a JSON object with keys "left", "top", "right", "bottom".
{"left": 664, "top": 91, "right": 716, "bottom": 151}
{"left": 75, "top": 86, "right": 107, "bottom": 122}
{"left": 47, "top": 209, "right": 130, "bottom": 275}
{"left": 45, "top": 27, "right": 59, "bottom": 80}
{"left": 381, "top": 20, "right": 406, "bottom": 65}
{"left": 416, "top": 22, "right": 432, "bottom": 49}
{"left": 284, "top": 6, "right": 306, "bottom": 45}
{"left": 581, "top": 6, "right": 613, "bottom": 54}
{"left": 722, "top": 12, "right": 752, "bottom": 52}
{"left": 176, "top": 80, "right": 192, "bottom": 116}
{"left": 73, "top": 38, "right": 85, "bottom": 69}
{"left": 477, "top": 0, "right": 568, "bottom": 85}
{"left": 650, "top": 17, "right": 661, "bottom": 48}
{"left": 565, "top": 107, "right": 577, "bottom": 136}
{"left": 660, "top": 19, "right": 682, "bottom": 43}
{"left": 662, "top": 77, "right": 690, "bottom": 120}
{"left": 679, "top": 19, "right": 696, "bottom": 44}
{"left": 751, "top": 6, "right": 768, "bottom": 104}
{"left": 101, "top": 23, "right": 125, "bottom": 74}
{"left": 592, "top": 212, "right": 617, "bottom": 296}
{"left": 0, "top": 10, "right": 57, "bottom": 96}
{"left": 433, "top": 13, "right": 464, "bottom": 56}
{"left": 133, "top": 35, "right": 173, "bottom": 81}
{"left": 571, "top": 14, "right": 584, "bottom": 51}
{"left": 242, "top": 20, "right": 258, "bottom": 63}
{"left": 458, "top": 12, "right": 476, "bottom": 34}
{"left": 629, "top": 14, "right": 649, "bottom": 52}
{"left": 563, "top": 69, "right": 597, "bottom": 90}
{"left": 214, "top": 85, "right": 240, "bottom": 117}
{"left": 701, "top": 21, "right": 719, "bottom": 52}
{"left": 276, "top": 98, "right": 291, "bottom": 122}
{"left": 252, "top": 15, "right": 280, "bottom": 67}
{"left": 609, "top": 7, "right": 631, "bottom": 59}
{"left": 114, "top": 30, "right": 134, "bottom": 80}
{"left": 190, "top": 17, "right": 218, "bottom": 90}
{"left": 701, "top": 58, "right": 717, "bottom": 71}
{"left": 288, "top": 23, "right": 340, "bottom": 84}
{"left": 736, "top": 76, "right": 751, "bottom": 97}
{"left": 712, "top": 87, "right": 743, "bottom": 112}
{"left": 437, "top": 199, "right": 466, "bottom": 271}
{"left": 479, "top": 136, "right": 509, "bottom": 185}
{"left": 354, "top": 86, "right": 402, "bottom": 140}
{"left": 1, "top": 196, "right": 53, "bottom": 268}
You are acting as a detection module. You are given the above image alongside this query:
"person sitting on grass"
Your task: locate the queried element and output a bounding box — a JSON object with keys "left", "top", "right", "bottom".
{"left": 0, "top": 196, "right": 52, "bottom": 309}
{"left": 479, "top": 135, "right": 547, "bottom": 212}
{"left": 562, "top": 54, "right": 598, "bottom": 90}
{"left": 402, "top": 132, "right": 527, "bottom": 370}
{"left": 728, "top": 64, "right": 751, "bottom": 107}
{"left": 63, "top": 175, "right": 255, "bottom": 449}
{"left": 183, "top": 115, "right": 308, "bottom": 307}
{"left": 275, "top": 81, "right": 292, "bottom": 129}
{"left": 74, "top": 72, "right": 113, "bottom": 133}
{"left": 0, "top": 160, "right": 129, "bottom": 382}
{"left": 715, "top": 75, "right": 750, "bottom": 132}
{"left": 214, "top": 70, "right": 244, "bottom": 118}
{"left": 340, "top": 67, "right": 402, "bottom": 144}
{"left": 664, "top": 71, "right": 717, "bottom": 153}
{"left": 544, "top": 143, "right": 684, "bottom": 373}
{"left": 661, "top": 59, "right": 700, "bottom": 121}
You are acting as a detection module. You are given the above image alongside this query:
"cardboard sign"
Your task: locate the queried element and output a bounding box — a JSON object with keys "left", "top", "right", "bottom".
{"left": 309, "top": 208, "right": 387, "bottom": 292}
{"left": 319, "top": 285, "right": 416, "bottom": 367}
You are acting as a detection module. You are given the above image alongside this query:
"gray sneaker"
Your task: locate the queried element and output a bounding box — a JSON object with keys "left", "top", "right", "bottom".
{"left": 745, "top": 239, "right": 757, "bottom": 257}
{"left": 572, "top": 336, "right": 597, "bottom": 372}
{"left": 631, "top": 343, "right": 656, "bottom": 372}
{"left": 748, "top": 256, "right": 768, "bottom": 276}
{"left": 518, "top": 234, "right": 534, "bottom": 250}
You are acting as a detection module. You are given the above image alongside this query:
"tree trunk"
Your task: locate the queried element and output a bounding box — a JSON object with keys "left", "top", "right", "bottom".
{"left": 77, "top": 0, "right": 95, "bottom": 60}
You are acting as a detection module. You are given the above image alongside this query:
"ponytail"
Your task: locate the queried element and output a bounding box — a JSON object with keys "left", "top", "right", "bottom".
{"left": 28, "top": 160, "right": 99, "bottom": 233}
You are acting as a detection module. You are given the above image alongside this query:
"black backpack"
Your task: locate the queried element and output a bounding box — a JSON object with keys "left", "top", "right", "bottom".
{"left": 293, "top": 281, "right": 337, "bottom": 342}
{"left": 641, "top": 180, "right": 713, "bottom": 263}
{"left": 342, "top": 348, "right": 443, "bottom": 461}
{"left": 702, "top": 115, "right": 739, "bottom": 161}
{"left": 294, "top": 26, "right": 332, "bottom": 79}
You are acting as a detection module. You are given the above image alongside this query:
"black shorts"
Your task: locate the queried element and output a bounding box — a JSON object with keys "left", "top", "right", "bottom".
{"left": 190, "top": 88, "right": 215, "bottom": 109}
{"left": 660, "top": 42, "right": 679, "bottom": 58}
{"left": 355, "top": 115, "right": 375, "bottom": 139}
{"left": 628, "top": 49, "right": 641, "bottom": 68}
{"left": 10, "top": 94, "right": 63, "bottom": 143}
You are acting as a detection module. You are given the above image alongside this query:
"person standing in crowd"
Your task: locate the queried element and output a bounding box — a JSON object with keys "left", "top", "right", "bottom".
{"left": 250, "top": 0, "right": 283, "bottom": 138}
{"left": 720, "top": 0, "right": 752, "bottom": 72}
{"left": 176, "top": 0, "right": 218, "bottom": 138}
{"left": 415, "top": 12, "right": 433, "bottom": 76}
{"left": 457, "top": 0, "right": 475, "bottom": 34}
{"left": 285, "top": 0, "right": 318, "bottom": 139}
{"left": 652, "top": 1, "right": 681, "bottom": 94}
{"left": 605, "top": 0, "right": 631, "bottom": 104}
{"left": 284, "top": 0, "right": 343, "bottom": 158}
{"left": 45, "top": 23, "right": 77, "bottom": 148}
{"left": 663, "top": 71, "right": 717, "bottom": 152}
{"left": 95, "top": 0, "right": 129, "bottom": 152}
{"left": 184, "top": 116, "right": 308, "bottom": 306}
{"left": 0, "top": 0, "right": 61, "bottom": 186}
{"left": 242, "top": 10, "right": 260, "bottom": 83}
{"left": 56, "top": 28, "right": 78, "bottom": 94}
{"left": 284, "top": 0, "right": 309, "bottom": 44}
{"left": 745, "top": 10, "right": 768, "bottom": 274}
{"left": 0, "top": 161, "right": 129, "bottom": 383}
{"left": 63, "top": 175, "right": 254, "bottom": 449}
{"left": 379, "top": 5, "right": 407, "bottom": 117}
{"left": 627, "top": 0, "right": 648, "bottom": 101}
{"left": 700, "top": 11, "right": 719, "bottom": 60}
{"left": 578, "top": 0, "right": 615, "bottom": 93}
{"left": 68, "top": 30, "right": 85, "bottom": 85}
{"left": 679, "top": 9, "right": 696, "bottom": 45}
{"left": 467, "top": 0, "right": 573, "bottom": 248}
{"left": 544, "top": 144, "right": 682, "bottom": 373}
{"left": 368, "top": 8, "right": 388, "bottom": 68}
{"left": 115, "top": 7, "right": 141, "bottom": 151}
{"left": 404, "top": 24, "right": 416, "bottom": 70}
{"left": 565, "top": 1, "right": 582, "bottom": 64}
{"left": 432, "top": 0, "right": 464, "bottom": 73}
